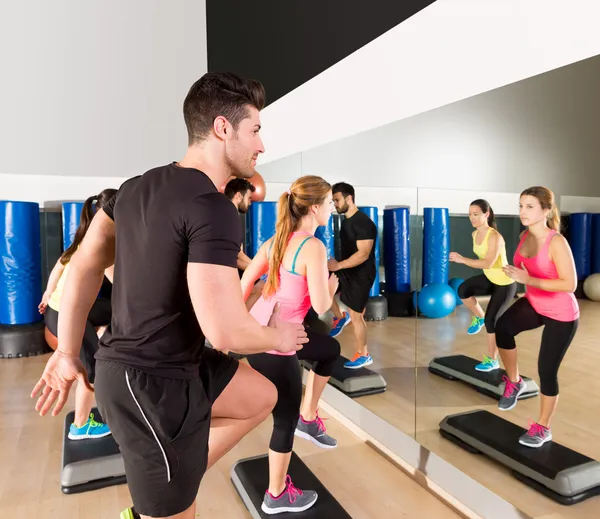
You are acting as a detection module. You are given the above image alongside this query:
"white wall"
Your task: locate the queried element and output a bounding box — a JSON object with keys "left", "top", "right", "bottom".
{"left": 0, "top": 0, "right": 207, "bottom": 181}
{"left": 258, "top": 0, "right": 600, "bottom": 165}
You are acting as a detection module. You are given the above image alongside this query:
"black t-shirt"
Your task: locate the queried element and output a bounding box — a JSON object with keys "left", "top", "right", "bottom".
{"left": 96, "top": 163, "right": 241, "bottom": 379}
{"left": 339, "top": 210, "right": 378, "bottom": 278}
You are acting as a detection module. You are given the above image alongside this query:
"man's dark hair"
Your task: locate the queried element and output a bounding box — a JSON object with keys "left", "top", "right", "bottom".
{"left": 332, "top": 182, "right": 355, "bottom": 203}
{"left": 183, "top": 72, "right": 266, "bottom": 145}
{"left": 224, "top": 178, "right": 256, "bottom": 200}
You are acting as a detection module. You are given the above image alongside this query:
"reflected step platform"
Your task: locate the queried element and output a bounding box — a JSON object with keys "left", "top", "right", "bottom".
{"left": 429, "top": 354, "right": 539, "bottom": 400}
{"left": 231, "top": 452, "right": 351, "bottom": 518}
{"left": 439, "top": 410, "right": 600, "bottom": 505}
{"left": 300, "top": 355, "right": 386, "bottom": 398}
{"left": 61, "top": 408, "right": 126, "bottom": 494}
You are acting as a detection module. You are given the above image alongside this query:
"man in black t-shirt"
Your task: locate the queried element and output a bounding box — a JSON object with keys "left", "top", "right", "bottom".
{"left": 32, "top": 73, "right": 308, "bottom": 519}
{"left": 328, "top": 182, "right": 377, "bottom": 370}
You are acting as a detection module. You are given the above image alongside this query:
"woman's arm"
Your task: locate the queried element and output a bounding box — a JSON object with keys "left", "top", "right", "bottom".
{"left": 305, "top": 239, "right": 335, "bottom": 315}
{"left": 450, "top": 232, "right": 502, "bottom": 270}
{"left": 240, "top": 240, "right": 270, "bottom": 301}
{"left": 503, "top": 235, "right": 577, "bottom": 292}
{"left": 38, "top": 259, "right": 66, "bottom": 313}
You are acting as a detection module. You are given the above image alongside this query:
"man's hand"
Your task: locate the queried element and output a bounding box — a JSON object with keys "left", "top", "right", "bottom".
{"left": 267, "top": 303, "right": 308, "bottom": 353}
{"left": 327, "top": 258, "right": 341, "bottom": 272}
{"left": 31, "top": 350, "right": 93, "bottom": 417}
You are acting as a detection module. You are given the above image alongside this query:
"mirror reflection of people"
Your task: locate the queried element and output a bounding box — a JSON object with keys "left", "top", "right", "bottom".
{"left": 449, "top": 199, "right": 516, "bottom": 372}
{"left": 496, "top": 186, "right": 579, "bottom": 448}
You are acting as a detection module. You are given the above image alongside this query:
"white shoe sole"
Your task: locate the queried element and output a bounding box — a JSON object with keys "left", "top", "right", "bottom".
{"left": 498, "top": 384, "right": 526, "bottom": 411}
{"left": 519, "top": 434, "right": 552, "bottom": 448}
{"left": 261, "top": 494, "right": 318, "bottom": 514}
{"left": 475, "top": 365, "right": 500, "bottom": 372}
{"left": 294, "top": 429, "right": 338, "bottom": 449}
{"left": 68, "top": 431, "right": 112, "bottom": 440}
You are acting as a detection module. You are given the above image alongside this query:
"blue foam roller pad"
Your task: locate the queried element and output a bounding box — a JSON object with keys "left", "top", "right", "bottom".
{"left": 246, "top": 202, "right": 277, "bottom": 258}
{"left": 568, "top": 213, "right": 592, "bottom": 280}
{"left": 423, "top": 207, "right": 450, "bottom": 285}
{"left": 593, "top": 214, "right": 600, "bottom": 274}
{"left": 0, "top": 201, "right": 43, "bottom": 325}
{"left": 358, "top": 206, "right": 380, "bottom": 297}
{"left": 315, "top": 217, "right": 335, "bottom": 259}
{"left": 383, "top": 207, "right": 411, "bottom": 293}
{"left": 62, "top": 202, "right": 84, "bottom": 251}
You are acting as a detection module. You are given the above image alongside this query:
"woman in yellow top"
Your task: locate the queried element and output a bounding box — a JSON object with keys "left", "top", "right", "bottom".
{"left": 449, "top": 199, "right": 517, "bottom": 372}
{"left": 39, "top": 189, "right": 116, "bottom": 440}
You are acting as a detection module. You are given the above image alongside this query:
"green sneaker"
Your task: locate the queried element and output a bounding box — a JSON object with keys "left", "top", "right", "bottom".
{"left": 467, "top": 316, "right": 485, "bottom": 335}
{"left": 475, "top": 355, "right": 500, "bottom": 372}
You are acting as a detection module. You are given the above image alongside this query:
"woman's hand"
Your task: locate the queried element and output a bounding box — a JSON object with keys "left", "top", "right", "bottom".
{"left": 38, "top": 291, "right": 51, "bottom": 314}
{"left": 449, "top": 252, "right": 465, "bottom": 264}
{"left": 503, "top": 263, "right": 530, "bottom": 285}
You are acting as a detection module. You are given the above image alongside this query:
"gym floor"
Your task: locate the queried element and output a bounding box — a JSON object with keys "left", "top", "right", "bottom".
{"left": 335, "top": 297, "right": 600, "bottom": 519}
{"left": 0, "top": 355, "right": 461, "bottom": 518}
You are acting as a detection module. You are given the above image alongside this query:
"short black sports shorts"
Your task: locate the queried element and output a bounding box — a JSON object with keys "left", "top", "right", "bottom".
{"left": 337, "top": 268, "right": 376, "bottom": 313}
{"left": 94, "top": 348, "right": 238, "bottom": 517}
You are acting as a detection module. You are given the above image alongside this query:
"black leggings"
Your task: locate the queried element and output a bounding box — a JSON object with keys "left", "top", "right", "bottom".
{"left": 457, "top": 274, "right": 516, "bottom": 333}
{"left": 247, "top": 327, "right": 340, "bottom": 454}
{"left": 495, "top": 297, "right": 578, "bottom": 396}
{"left": 44, "top": 298, "right": 112, "bottom": 384}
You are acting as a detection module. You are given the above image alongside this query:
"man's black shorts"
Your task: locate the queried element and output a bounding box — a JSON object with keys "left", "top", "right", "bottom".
{"left": 337, "top": 269, "right": 376, "bottom": 313}
{"left": 94, "top": 348, "right": 239, "bottom": 517}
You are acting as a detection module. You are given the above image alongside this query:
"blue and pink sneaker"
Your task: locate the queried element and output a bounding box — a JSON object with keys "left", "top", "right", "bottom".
{"left": 329, "top": 312, "right": 351, "bottom": 338}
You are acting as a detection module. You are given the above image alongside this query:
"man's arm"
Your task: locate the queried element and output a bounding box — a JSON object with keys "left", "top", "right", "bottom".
{"left": 188, "top": 263, "right": 302, "bottom": 354}
{"left": 57, "top": 209, "right": 115, "bottom": 357}
{"left": 337, "top": 239, "right": 374, "bottom": 270}
{"left": 237, "top": 245, "right": 253, "bottom": 271}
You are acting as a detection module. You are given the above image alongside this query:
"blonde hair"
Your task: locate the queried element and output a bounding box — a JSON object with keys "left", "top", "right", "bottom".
{"left": 263, "top": 175, "right": 331, "bottom": 298}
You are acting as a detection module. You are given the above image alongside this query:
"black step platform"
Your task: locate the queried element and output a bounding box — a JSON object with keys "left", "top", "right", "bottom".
{"left": 429, "top": 354, "right": 539, "bottom": 400}
{"left": 61, "top": 408, "right": 126, "bottom": 494}
{"left": 231, "top": 452, "right": 351, "bottom": 518}
{"left": 300, "top": 355, "right": 386, "bottom": 398}
{"left": 439, "top": 410, "right": 600, "bottom": 505}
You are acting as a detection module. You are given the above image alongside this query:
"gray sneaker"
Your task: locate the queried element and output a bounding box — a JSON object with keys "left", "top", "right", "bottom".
{"left": 498, "top": 375, "right": 526, "bottom": 411}
{"left": 295, "top": 412, "right": 338, "bottom": 449}
{"left": 261, "top": 475, "right": 318, "bottom": 515}
{"left": 519, "top": 422, "right": 552, "bottom": 448}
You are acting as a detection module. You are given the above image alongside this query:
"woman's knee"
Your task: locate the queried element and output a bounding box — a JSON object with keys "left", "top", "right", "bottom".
{"left": 494, "top": 316, "right": 516, "bottom": 350}
{"left": 539, "top": 372, "right": 559, "bottom": 396}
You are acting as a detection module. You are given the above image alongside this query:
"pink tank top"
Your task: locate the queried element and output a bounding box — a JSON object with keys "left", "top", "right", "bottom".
{"left": 249, "top": 232, "right": 314, "bottom": 356}
{"left": 513, "top": 230, "right": 579, "bottom": 322}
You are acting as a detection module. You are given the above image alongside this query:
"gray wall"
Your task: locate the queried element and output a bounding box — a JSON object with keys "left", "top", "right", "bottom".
{"left": 259, "top": 54, "right": 600, "bottom": 198}
{"left": 0, "top": 0, "right": 207, "bottom": 180}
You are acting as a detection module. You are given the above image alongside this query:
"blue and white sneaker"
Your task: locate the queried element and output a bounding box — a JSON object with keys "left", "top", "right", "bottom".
{"left": 467, "top": 316, "right": 485, "bottom": 335}
{"left": 68, "top": 413, "right": 112, "bottom": 440}
{"left": 329, "top": 312, "right": 351, "bottom": 338}
{"left": 344, "top": 353, "right": 373, "bottom": 369}
{"left": 475, "top": 355, "right": 500, "bottom": 372}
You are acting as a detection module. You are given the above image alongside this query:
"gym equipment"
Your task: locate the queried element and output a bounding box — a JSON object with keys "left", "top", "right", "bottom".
{"left": 429, "top": 355, "right": 539, "bottom": 400}
{"left": 246, "top": 201, "right": 277, "bottom": 257}
{"left": 386, "top": 291, "right": 416, "bottom": 317}
{"left": 358, "top": 206, "right": 381, "bottom": 298}
{"left": 439, "top": 410, "right": 600, "bottom": 505}
{"left": 62, "top": 201, "right": 84, "bottom": 251}
{"left": 231, "top": 451, "right": 351, "bottom": 518}
{"left": 592, "top": 214, "right": 600, "bottom": 274}
{"left": 315, "top": 218, "right": 335, "bottom": 259}
{"left": 383, "top": 206, "right": 411, "bottom": 293}
{"left": 1, "top": 201, "right": 43, "bottom": 326}
{"left": 0, "top": 321, "right": 48, "bottom": 358}
{"left": 364, "top": 294, "right": 388, "bottom": 321}
{"left": 301, "top": 355, "right": 386, "bottom": 398}
{"left": 583, "top": 273, "right": 600, "bottom": 302}
{"left": 417, "top": 283, "right": 456, "bottom": 319}
{"left": 423, "top": 207, "right": 450, "bottom": 285}
{"left": 448, "top": 277, "right": 465, "bottom": 306}
{"left": 568, "top": 213, "right": 593, "bottom": 281}
{"left": 250, "top": 171, "right": 266, "bottom": 202}
{"left": 61, "top": 408, "right": 126, "bottom": 494}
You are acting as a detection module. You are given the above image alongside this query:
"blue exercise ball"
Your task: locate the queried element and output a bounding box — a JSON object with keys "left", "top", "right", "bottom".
{"left": 448, "top": 277, "right": 465, "bottom": 306}
{"left": 418, "top": 283, "right": 457, "bottom": 319}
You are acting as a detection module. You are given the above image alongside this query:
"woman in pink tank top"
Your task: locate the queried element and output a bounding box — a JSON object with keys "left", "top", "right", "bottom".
{"left": 240, "top": 175, "right": 341, "bottom": 514}
{"left": 495, "top": 186, "right": 579, "bottom": 449}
